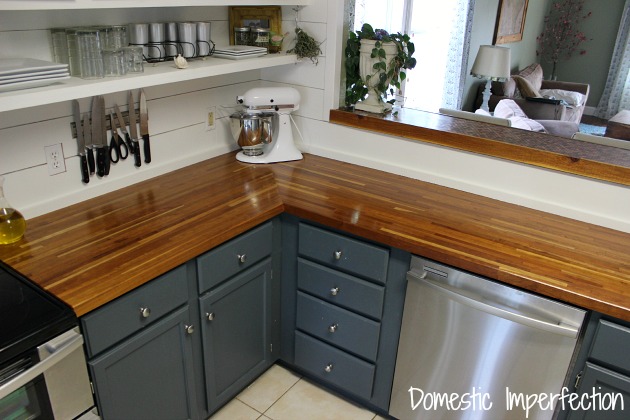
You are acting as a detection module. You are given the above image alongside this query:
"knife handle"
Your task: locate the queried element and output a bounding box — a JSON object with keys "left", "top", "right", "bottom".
{"left": 103, "top": 146, "right": 111, "bottom": 176}
{"left": 80, "top": 155, "right": 90, "bottom": 184}
{"left": 143, "top": 134, "right": 151, "bottom": 164}
{"left": 87, "top": 148, "right": 95, "bottom": 174}
{"left": 133, "top": 141, "right": 142, "bottom": 167}
{"left": 96, "top": 147, "right": 106, "bottom": 177}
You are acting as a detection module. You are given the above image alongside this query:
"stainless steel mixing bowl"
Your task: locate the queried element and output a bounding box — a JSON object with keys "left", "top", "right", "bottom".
{"left": 229, "top": 111, "right": 277, "bottom": 156}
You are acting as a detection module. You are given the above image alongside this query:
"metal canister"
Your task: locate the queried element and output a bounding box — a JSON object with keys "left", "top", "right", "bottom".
{"left": 251, "top": 27, "right": 270, "bottom": 51}
{"left": 234, "top": 27, "right": 250, "bottom": 46}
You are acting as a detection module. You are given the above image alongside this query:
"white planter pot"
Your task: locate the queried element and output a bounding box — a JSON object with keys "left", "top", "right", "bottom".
{"left": 355, "top": 39, "right": 398, "bottom": 114}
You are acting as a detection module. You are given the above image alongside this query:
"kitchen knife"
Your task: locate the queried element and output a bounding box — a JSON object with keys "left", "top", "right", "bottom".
{"left": 91, "top": 95, "right": 107, "bottom": 177}
{"left": 83, "top": 112, "right": 94, "bottom": 175}
{"left": 114, "top": 103, "right": 134, "bottom": 155}
{"left": 72, "top": 100, "right": 89, "bottom": 184}
{"left": 128, "top": 91, "right": 141, "bottom": 167}
{"left": 139, "top": 89, "right": 151, "bottom": 164}
{"left": 101, "top": 96, "right": 111, "bottom": 176}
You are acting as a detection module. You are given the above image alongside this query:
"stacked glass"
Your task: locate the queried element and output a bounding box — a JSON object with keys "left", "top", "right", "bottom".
{"left": 76, "top": 29, "right": 104, "bottom": 79}
{"left": 102, "top": 26, "right": 128, "bottom": 76}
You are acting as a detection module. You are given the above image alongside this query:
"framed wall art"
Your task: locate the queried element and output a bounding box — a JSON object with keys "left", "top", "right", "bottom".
{"left": 493, "top": 0, "right": 529, "bottom": 44}
{"left": 228, "top": 6, "right": 282, "bottom": 45}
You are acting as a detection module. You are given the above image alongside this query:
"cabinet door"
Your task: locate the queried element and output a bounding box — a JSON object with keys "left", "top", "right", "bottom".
{"left": 89, "top": 306, "right": 196, "bottom": 420}
{"left": 200, "top": 259, "right": 273, "bottom": 409}
{"left": 569, "top": 362, "right": 630, "bottom": 420}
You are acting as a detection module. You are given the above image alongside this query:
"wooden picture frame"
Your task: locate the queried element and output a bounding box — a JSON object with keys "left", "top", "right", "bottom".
{"left": 493, "top": 0, "right": 529, "bottom": 44}
{"left": 228, "top": 6, "right": 282, "bottom": 45}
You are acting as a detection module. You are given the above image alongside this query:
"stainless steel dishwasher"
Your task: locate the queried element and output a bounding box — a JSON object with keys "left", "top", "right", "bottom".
{"left": 390, "top": 256, "right": 586, "bottom": 420}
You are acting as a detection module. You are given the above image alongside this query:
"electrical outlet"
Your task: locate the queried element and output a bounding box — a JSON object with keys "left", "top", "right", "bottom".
{"left": 45, "top": 143, "right": 66, "bottom": 176}
{"left": 206, "top": 106, "right": 216, "bottom": 131}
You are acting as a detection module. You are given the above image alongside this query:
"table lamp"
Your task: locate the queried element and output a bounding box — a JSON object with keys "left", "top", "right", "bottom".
{"left": 470, "top": 45, "right": 511, "bottom": 112}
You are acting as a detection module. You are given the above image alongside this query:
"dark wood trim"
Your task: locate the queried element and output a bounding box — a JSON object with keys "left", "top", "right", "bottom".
{"left": 329, "top": 108, "right": 630, "bottom": 186}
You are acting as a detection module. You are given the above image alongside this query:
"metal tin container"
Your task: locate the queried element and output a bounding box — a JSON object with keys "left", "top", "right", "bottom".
{"left": 234, "top": 27, "right": 251, "bottom": 46}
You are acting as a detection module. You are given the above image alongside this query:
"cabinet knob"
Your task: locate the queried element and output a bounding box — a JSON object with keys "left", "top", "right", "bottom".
{"left": 334, "top": 250, "right": 342, "bottom": 260}
{"left": 324, "top": 364, "right": 334, "bottom": 373}
{"left": 206, "top": 312, "right": 215, "bottom": 321}
{"left": 330, "top": 287, "right": 340, "bottom": 296}
{"left": 185, "top": 325, "right": 195, "bottom": 335}
{"left": 237, "top": 254, "right": 247, "bottom": 264}
{"left": 328, "top": 323, "right": 338, "bottom": 333}
{"left": 140, "top": 307, "right": 151, "bottom": 318}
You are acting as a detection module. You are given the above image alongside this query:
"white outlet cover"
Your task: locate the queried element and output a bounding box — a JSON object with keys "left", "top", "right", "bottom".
{"left": 45, "top": 143, "right": 66, "bottom": 176}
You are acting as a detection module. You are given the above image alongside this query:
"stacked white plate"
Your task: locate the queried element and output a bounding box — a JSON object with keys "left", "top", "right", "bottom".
{"left": 0, "top": 58, "right": 70, "bottom": 93}
{"left": 213, "top": 45, "right": 268, "bottom": 60}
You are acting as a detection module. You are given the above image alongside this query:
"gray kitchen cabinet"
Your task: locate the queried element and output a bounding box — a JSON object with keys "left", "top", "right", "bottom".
{"left": 82, "top": 264, "right": 198, "bottom": 420}
{"left": 562, "top": 314, "right": 630, "bottom": 419}
{"left": 280, "top": 215, "right": 410, "bottom": 412}
{"left": 199, "top": 259, "right": 273, "bottom": 409}
{"left": 81, "top": 219, "right": 280, "bottom": 419}
{"left": 196, "top": 220, "right": 277, "bottom": 414}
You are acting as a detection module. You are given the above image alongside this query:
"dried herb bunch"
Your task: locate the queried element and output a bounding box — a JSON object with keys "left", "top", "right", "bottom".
{"left": 287, "top": 27, "right": 322, "bottom": 64}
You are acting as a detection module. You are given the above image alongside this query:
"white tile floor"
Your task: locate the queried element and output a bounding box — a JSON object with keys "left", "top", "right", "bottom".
{"left": 208, "top": 364, "right": 387, "bottom": 420}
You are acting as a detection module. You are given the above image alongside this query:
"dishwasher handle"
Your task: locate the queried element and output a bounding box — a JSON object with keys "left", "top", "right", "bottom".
{"left": 407, "top": 270, "right": 580, "bottom": 339}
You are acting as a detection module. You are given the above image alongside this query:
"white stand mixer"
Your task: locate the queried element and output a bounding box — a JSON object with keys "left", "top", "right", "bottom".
{"left": 234, "top": 87, "right": 303, "bottom": 164}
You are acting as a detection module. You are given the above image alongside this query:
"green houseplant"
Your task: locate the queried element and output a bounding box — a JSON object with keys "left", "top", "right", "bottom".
{"left": 345, "top": 23, "right": 416, "bottom": 113}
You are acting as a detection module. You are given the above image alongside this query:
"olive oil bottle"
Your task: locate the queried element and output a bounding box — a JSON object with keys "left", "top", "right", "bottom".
{"left": 0, "top": 176, "right": 25, "bottom": 245}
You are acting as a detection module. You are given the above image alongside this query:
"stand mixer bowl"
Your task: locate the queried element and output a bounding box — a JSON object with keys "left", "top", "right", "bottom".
{"left": 229, "top": 111, "right": 276, "bottom": 156}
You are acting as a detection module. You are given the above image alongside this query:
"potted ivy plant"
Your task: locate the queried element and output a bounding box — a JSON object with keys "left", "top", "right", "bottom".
{"left": 345, "top": 23, "right": 416, "bottom": 113}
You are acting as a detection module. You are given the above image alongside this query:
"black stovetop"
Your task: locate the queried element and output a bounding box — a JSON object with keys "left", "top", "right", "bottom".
{"left": 0, "top": 260, "right": 76, "bottom": 366}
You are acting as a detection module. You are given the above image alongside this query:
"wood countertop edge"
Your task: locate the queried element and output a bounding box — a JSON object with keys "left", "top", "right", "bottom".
{"left": 1, "top": 152, "right": 629, "bottom": 322}
{"left": 329, "top": 109, "right": 630, "bottom": 186}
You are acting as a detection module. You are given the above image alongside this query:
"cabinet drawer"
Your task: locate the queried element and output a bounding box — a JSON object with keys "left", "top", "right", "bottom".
{"left": 590, "top": 320, "right": 630, "bottom": 374}
{"left": 81, "top": 265, "right": 188, "bottom": 357}
{"left": 197, "top": 222, "right": 272, "bottom": 294}
{"left": 297, "top": 258, "right": 384, "bottom": 320}
{"left": 298, "top": 223, "right": 389, "bottom": 284}
{"left": 295, "top": 331, "right": 375, "bottom": 401}
{"left": 296, "top": 292, "right": 380, "bottom": 361}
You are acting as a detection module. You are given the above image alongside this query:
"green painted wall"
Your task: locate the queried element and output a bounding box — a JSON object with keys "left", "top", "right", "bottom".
{"left": 548, "top": 0, "right": 625, "bottom": 107}
{"left": 464, "top": 0, "right": 624, "bottom": 110}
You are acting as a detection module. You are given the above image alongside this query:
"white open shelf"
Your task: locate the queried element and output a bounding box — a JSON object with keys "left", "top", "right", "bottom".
{"left": 0, "top": 0, "right": 311, "bottom": 10}
{"left": 0, "top": 53, "right": 298, "bottom": 112}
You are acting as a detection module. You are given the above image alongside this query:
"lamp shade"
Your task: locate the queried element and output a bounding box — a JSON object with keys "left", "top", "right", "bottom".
{"left": 470, "top": 45, "right": 511, "bottom": 81}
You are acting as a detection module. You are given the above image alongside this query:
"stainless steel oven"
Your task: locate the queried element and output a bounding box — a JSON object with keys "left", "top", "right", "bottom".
{"left": 0, "top": 261, "right": 94, "bottom": 419}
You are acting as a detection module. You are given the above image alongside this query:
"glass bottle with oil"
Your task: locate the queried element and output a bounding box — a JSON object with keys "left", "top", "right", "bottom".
{"left": 0, "top": 176, "right": 26, "bottom": 245}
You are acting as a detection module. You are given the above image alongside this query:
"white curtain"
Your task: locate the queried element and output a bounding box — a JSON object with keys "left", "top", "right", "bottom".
{"left": 596, "top": 0, "right": 630, "bottom": 119}
{"left": 441, "top": 0, "right": 476, "bottom": 110}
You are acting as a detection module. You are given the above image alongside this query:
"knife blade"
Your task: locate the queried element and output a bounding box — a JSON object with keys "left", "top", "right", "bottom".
{"left": 128, "top": 90, "right": 141, "bottom": 167}
{"left": 91, "top": 95, "right": 107, "bottom": 177}
{"left": 83, "top": 112, "right": 94, "bottom": 175}
{"left": 139, "top": 89, "right": 151, "bottom": 164}
{"left": 100, "top": 96, "right": 111, "bottom": 176}
{"left": 72, "top": 100, "right": 89, "bottom": 184}
{"left": 114, "top": 103, "right": 134, "bottom": 155}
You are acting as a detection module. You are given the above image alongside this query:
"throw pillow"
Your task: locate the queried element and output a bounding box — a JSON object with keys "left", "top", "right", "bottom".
{"left": 539, "top": 89, "right": 585, "bottom": 106}
{"left": 518, "top": 63, "right": 543, "bottom": 91}
{"left": 512, "top": 75, "right": 543, "bottom": 98}
{"left": 493, "top": 99, "right": 547, "bottom": 133}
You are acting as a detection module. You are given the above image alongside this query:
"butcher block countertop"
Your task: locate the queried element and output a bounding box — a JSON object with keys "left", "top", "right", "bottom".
{"left": 1, "top": 153, "right": 629, "bottom": 321}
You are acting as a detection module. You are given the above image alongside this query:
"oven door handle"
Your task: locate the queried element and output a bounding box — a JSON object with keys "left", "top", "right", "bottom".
{"left": 0, "top": 330, "right": 84, "bottom": 400}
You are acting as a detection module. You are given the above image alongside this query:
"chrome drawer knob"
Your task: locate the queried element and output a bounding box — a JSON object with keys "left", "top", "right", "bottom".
{"left": 334, "top": 251, "right": 342, "bottom": 260}
{"left": 324, "top": 364, "right": 334, "bottom": 373}
{"left": 185, "top": 325, "right": 194, "bottom": 335}
{"left": 206, "top": 312, "right": 215, "bottom": 321}
{"left": 237, "top": 254, "right": 247, "bottom": 264}
{"left": 140, "top": 307, "right": 151, "bottom": 318}
{"left": 330, "top": 287, "right": 340, "bottom": 296}
{"left": 328, "top": 323, "right": 338, "bottom": 333}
